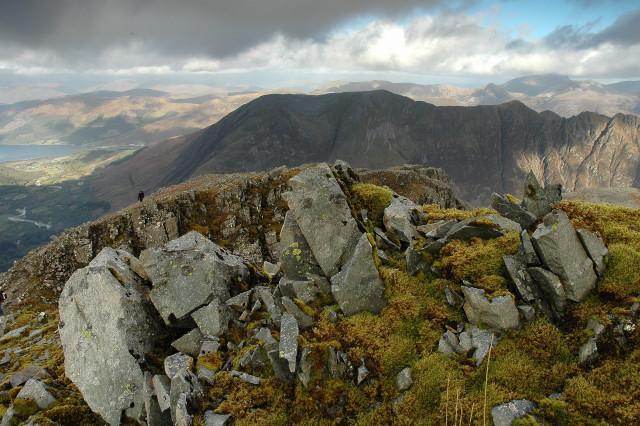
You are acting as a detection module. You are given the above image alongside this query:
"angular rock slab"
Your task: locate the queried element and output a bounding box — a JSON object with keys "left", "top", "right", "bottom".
{"left": 331, "top": 233, "right": 388, "bottom": 316}
{"left": 491, "top": 193, "right": 537, "bottom": 229}
{"left": 577, "top": 228, "right": 610, "bottom": 277}
{"left": 278, "top": 211, "right": 323, "bottom": 281}
{"left": 521, "top": 171, "right": 550, "bottom": 218}
{"left": 59, "top": 247, "right": 162, "bottom": 426}
{"left": 283, "top": 163, "right": 361, "bottom": 278}
{"left": 191, "top": 298, "right": 231, "bottom": 337}
{"left": 461, "top": 286, "right": 521, "bottom": 331}
{"left": 383, "top": 195, "right": 422, "bottom": 243}
{"left": 532, "top": 210, "right": 597, "bottom": 302}
{"left": 140, "top": 231, "right": 250, "bottom": 325}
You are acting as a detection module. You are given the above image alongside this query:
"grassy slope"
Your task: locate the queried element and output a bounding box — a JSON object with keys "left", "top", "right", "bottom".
{"left": 1, "top": 190, "right": 639, "bottom": 424}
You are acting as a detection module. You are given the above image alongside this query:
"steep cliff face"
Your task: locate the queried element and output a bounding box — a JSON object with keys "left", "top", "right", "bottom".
{"left": 0, "top": 163, "right": 463, "bottom": 312}
{"left": 90, "top": 91, "right": 640, "bottom": 210}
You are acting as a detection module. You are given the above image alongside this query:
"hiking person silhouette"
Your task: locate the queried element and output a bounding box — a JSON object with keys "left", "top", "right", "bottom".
{"left": 138, "top": 190, "right": 145, "bottom": 202}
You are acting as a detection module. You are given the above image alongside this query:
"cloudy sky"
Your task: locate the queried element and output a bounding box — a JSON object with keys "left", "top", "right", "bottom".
{"left": 0, "top": 0, "right": 639, "bottom": 89}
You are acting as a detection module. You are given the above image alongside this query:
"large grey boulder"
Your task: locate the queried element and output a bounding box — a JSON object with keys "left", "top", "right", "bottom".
{"left": 383, "top": 195, "right": 422, "bottom": 243}
{"left": 577, "top": 228, "right": 610, "bottom": 277}
{"left": 140, "top": 231, "right": 250, "bottom": 325}
{"left": 522, "top": 171, "right": 551, "bottom": 218}
{"left": 490, "top": 193, "right": 537, "bottom": 229}
{"left": 461, "top": 286, "right": 521, "bottom": 331}
{"left": 59, "top": 247, "right": 162, "bottom": 425}
{"left": 330, "top": 233, "right": 388, "bottom": 316}
{"left": 532, "top": 210, "right": 597, "bottom": 302}
{"left": 491, "top": 399, "right": 537, "bottom": 426}
{"left": 283, "top": 163, "right": 362, "bottom": 278}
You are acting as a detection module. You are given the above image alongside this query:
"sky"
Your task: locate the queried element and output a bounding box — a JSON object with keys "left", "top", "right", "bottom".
{"left": 0, "top": 0, "right": 639, "bottom": 90}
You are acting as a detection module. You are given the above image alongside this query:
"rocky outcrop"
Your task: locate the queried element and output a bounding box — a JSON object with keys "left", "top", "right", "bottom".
{"left": 57, "top": 161, "right": 396, "bottom": 424}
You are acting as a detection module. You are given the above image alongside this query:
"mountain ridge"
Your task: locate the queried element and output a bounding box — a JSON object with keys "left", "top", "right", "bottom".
{"left": 87, "top": 90, "right": 640, "bottom": 209}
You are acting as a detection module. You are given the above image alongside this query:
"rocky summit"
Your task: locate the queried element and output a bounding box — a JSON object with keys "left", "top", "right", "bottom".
{"left": 1, "top": 161, "right": 639, "bottom": 425}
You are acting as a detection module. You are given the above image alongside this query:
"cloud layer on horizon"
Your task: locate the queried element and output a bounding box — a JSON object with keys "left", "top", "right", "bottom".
{"left": 0, "top": 0, "right": 638, "bottom": 81}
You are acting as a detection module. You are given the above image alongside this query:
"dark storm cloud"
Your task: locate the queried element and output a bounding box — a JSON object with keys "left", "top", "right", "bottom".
{"left": 544, "top": 6, "right": 640, "bottom": 49}
{"left": 0, "top": 0, "right": 458, "bottom": 61}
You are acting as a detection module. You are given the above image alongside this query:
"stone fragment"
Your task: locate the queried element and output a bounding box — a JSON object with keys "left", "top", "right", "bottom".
{"left": 225, "top": 291, "right": 252, "bottom": 313}
{"left": 444, "top": 217, "right": 504, "bottom": 241}
{"left": 203, "top": 411, "right": 232, "bottom": 426}
{"left": 280, "top": 297, "right": 316, "bottom": 330}
{"left": 140, "top": 231, "right": 250, "bottom": 325}
{"left": 153, "top": 375, "right": 171, "bottom": 412}
{"left": 577, "top": 228, "right": 610, "bottom": 277}
{"left": 283, "top": 163, "right": 362, "bottom": 277}
{"left": 503, "top": 255, "right": 538, "bottom": 302}
{"left": 461, "top": 286, "right": 521, "bottom": 331}
{"left": 357, "top": 358, "right": 369, "bottom": 385}
{"left": 191, "top": 298, "right": 231, "bottom": 337}
{"left": 331, "top": 233, "right": 387, "bottom": 316}
{"left": 143, "top": 372, "right": 171, "bottom": 426}
{"left": 173, "top": 392, "right": 191, "bottom": 426}
{"left": 405, "top": 246, "right": 431, "bottom": 276}
{"left": 545, "top": 183, "right": 563, "bottom": 204}
{"left": 279, "top": 313, "right": 299, "bottom": 373}
{"left": 528, "top": 267, "right": 566, "bottom": 314}
{"left": 491, "top": 399, "right": 537, "bottom": 426}
{"left": 171, "top": 328, "right": 204, "bottom": 358}
{"left": 253, "top": 327, "right": 277, "bottom": 348}
{"left": 251, "top": 347, "right": 269, "bottom": 370}
{"left": 491, "top": 193, "right": 537, "bottom": 229}
{"left": 262, "top": 261, "right": 280, "bottom": 277}
{"left": 471, "top": 327, "right": 498, "bottom": 367}
{"left": 169, "top": 370, "right": 203, "bottom": 425}
{"left": 298, "top": 347, "right": 313, "bottom": 388}
{"left": 374, "top": 227, "right": 401, "bottom": 251}
{"left": 266, "top": 349, "right": 295, "bottom": 384}
{"left": 326, "top": 309, "right": 338, "bottom": 323}
{"left": 164, "top": 353, "right": 193, "bottom": 380}
{"left": 278, "top": 212, "right": 323, "bottom": 281}
{"left": 518, "top": 231, "right": 540, "bottom": 266}
{"left": 199, "top": 339, "right": 222, "bottom": 356}
{"left": 579, "top": 337, "right": 599, "bottom": 363}
{"left": 383, "top": 195, "right": 422, "bottom": 243}
{"left": 254, "top": 287, "right": 282, "bottom": 328}
{"left": 58, "top": 247, "right": 161, "bottom": 426}
{"left": 586, "top": 318, "right": 605, "bottom": 338}
{"left": 532, "top": 210, "right": 597, "bottom": 302}
{"left": 396, "top": 367, "right": 413, "bottom": 391}
{"left": 518, "top": 305, "right": 536, "bottom": 322}
{"left": 229, "top": 370, "right": 263, "bottom": 385}
{"left": 522, "top": 171, "right": 550, "bottom": 218}
{"left": 443, "top": 286, "right": 464, "bottom": 308}
{"left": 8, "top": 365, "right": 51, "bottom": 388}
{"left": 15, "top": 378, "right": 57, "bottom": 409}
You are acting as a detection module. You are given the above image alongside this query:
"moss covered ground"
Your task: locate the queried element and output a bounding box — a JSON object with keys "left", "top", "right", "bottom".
{"left": 2, "top": 194, "right": 639, "bottom": 424}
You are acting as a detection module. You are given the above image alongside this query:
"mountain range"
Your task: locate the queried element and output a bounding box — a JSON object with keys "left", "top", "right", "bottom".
{"left": 1, "top": 75, "right": 638, "bottom": 151}
{"left": 315, "top": 74, "right": 640, "bottom": 118}
{"left": 87, "top": 90, "right": 640, "bottom": 208}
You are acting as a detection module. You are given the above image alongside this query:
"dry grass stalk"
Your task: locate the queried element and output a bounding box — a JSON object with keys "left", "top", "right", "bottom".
{"left": 446, "top": 375, "right": 450, "bottom": 426}
{"left": 483, "top": 333, "right": 495, "bottom": 426}
{"left": 469, "top": 402, "right": 476, "bottom": 425}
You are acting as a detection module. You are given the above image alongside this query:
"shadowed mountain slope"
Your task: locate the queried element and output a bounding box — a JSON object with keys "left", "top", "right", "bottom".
{"left": 90, "top": 90, "right": 640, "bottom": 209}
